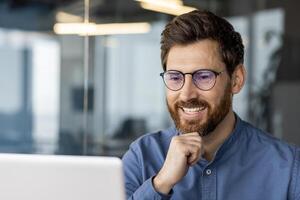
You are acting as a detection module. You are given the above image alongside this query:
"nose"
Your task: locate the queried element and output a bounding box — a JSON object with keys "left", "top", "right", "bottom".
{"left": 179, "top": 75, "right": 199, "bottom": 101}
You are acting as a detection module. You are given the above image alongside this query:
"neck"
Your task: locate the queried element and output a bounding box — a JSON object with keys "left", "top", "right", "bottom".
{"left": 202, "top": 110, "right": 236, "bottom": 161}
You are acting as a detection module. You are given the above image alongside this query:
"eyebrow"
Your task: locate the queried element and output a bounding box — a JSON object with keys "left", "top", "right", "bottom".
{"left": 166, "top": 68, "right": 221, "bottom": 73}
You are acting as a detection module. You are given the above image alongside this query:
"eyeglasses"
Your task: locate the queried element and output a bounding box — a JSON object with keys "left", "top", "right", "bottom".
{"left": 160, "top": 69, "right": 224, "bottom": 91}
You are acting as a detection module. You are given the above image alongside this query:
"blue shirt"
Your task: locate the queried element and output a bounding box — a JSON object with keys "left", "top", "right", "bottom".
{"left": 122, "top": 116, "right": 300, "bottom": 200}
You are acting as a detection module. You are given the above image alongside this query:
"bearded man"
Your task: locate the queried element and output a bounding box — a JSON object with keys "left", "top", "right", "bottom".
{"left": 122, "top": 9, "right": 300, "bottom": 200}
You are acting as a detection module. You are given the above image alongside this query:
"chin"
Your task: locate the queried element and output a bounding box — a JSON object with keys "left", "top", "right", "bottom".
{"left": 178, "top": 120, "right": 204, "bottom": 134}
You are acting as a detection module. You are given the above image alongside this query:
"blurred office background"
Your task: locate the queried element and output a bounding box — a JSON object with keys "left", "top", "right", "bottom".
{"left": 0, "top": 0, "right": 299, "bottom": 157}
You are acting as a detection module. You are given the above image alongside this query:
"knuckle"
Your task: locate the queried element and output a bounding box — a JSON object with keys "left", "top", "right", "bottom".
{"left": 198, "top": 136, "right": 202, "bottom": 141}
{"left": 171, "top": 136, "right": 179, "bottom": 144}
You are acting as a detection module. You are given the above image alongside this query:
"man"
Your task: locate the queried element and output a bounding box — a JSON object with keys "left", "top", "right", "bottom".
{"left": 122, "top": 9, "right": 300, "bottom": 200}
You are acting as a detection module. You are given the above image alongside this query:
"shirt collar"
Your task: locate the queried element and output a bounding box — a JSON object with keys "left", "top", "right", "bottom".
{"left": 212, "top": 113, "right": 244, "bottom": 163}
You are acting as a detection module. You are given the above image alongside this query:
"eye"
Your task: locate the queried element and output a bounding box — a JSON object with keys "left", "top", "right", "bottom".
{"left": 199, "top": 74, "right": 210, "bottom": 79}
{"left": 166, "top": 72, "right": 183, "bottom": 81}
{"left": 194, "top": 71, "right": 214, "bottom": 82}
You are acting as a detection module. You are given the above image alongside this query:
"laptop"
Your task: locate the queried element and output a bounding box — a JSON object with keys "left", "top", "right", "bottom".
{"left": 0, "top": 153, "right": 126, "bottom": 200}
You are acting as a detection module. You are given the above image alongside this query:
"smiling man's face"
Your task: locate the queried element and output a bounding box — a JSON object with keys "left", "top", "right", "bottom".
{"left": 166, "top": 39, "right": 233, "bottom": 136}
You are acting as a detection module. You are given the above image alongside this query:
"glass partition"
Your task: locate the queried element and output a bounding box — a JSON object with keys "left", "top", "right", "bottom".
{"left": 0, "top": 0, "right": 299, "bottom": 156}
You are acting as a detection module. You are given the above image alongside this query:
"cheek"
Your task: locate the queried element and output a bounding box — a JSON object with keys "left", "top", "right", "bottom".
{"left": 166, "top": 90, "right": 178, "bottom": 105}
{"left": 204, "top": 91, "right": 223, "bottom": 109}
{"left": 209, "top": 83, "right": 232, "bottom": 110}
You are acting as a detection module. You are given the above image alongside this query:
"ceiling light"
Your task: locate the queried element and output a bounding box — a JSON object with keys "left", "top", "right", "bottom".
{"left": 53, "top": 22, "right": 151, "bottom": 35}
{"left": 56, "top": 11, "right": 83, "bottom": 23}
{"left": 136, "top": 0, "right": 197, "bottom": 16}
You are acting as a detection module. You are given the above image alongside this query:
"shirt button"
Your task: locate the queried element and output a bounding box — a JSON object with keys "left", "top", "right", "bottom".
{"left": 206, "top": 169, "right": 212, "bottom": 175}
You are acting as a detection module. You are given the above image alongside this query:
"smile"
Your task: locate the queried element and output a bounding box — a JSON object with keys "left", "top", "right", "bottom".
{"left": 181, "top": 106, "right": 206, "bottom": 114}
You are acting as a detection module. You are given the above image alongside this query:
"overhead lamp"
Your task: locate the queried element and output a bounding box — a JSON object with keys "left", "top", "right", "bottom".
{"left": 136, "top": 0, "right": 197, "bottom": 16}
{"left": 53, "top": 22, "right": 151, "bottom": 36}
{"left": 56, "top": 11, "right": 83, "bottom": 23}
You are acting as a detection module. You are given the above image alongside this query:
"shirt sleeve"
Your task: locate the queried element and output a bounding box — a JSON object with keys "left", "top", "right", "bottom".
{"left": 122, "top": 144, "right": 172, "bottom": 200}
{"left": 289, "top": 146, "right": 300, "bottom": 200}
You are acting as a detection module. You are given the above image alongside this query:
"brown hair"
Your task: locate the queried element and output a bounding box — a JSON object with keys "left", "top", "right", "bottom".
{"left": 160, "top": 9, "right": 244, "bottom": 76}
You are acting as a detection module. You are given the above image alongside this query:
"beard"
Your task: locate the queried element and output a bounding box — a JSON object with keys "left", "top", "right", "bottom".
{"left": 167, "top": 82, "right": 232, "bottom": 136}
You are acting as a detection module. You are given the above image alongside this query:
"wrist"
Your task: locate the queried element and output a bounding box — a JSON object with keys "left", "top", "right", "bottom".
{"left": 152, "top": 174, "right": 174, "bottom": 195}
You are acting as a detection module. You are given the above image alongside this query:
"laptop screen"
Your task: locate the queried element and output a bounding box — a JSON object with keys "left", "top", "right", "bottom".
{"left": 0, "top": 153, "right": 125, "bottom": 200}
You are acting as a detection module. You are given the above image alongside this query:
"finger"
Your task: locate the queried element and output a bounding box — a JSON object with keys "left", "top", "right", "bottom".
{"left": 187, "top": 151, "right": 201, "bottom": 165}
{"left": 179, "top": 138, "right": 203, "bottom": 148}
{"left": 179, "top": 135, "right": 202, "bottom": 143}
{"left": 181, "top": 132, "right": 202, "bottom": 138}
{"left": 189, "top": 150, "right": 203, "bottom": 166}
{"left": 183, "top": 144, "right": 202, "bottom": 165}
{"left": 181, "top": 140, "right": 202, "bottom": 150}
{"left": 171, "top": 136, "right": 203, "bottom": 159}
{"left": 179, "top": 139, "right": 203, "bottom": 157}
{"left": 171, "top": 136, "right": 202, "bottom": 149}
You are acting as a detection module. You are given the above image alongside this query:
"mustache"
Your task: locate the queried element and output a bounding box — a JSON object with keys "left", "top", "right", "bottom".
{"left": 175, "top": 98, "right": 209, "bottom": 108}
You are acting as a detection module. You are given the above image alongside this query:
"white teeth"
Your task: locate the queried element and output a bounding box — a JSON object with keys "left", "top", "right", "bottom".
{"left": 182, "top": 107, "right": 205, "bottom": 113}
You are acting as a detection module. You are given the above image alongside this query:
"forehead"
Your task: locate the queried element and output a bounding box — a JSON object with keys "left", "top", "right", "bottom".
{"left": 166, "top": 39, "right": 225, "bottom": 72}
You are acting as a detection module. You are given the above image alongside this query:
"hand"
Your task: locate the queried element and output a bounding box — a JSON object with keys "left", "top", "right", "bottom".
{"left": 153, "top": 132, "right": 203, "bottom": 194}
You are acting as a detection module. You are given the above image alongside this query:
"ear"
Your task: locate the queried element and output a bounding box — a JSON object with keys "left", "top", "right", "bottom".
{"left": 231, "top": 64, "right": 246, "bottom": 94}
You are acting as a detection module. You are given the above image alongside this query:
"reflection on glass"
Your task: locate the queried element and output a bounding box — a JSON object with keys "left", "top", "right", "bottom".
{"left": 0, "top": 30, "right": 60, "bottom": 153}
{"left": 0, "top": 1, "right": 299, "bottom": 155}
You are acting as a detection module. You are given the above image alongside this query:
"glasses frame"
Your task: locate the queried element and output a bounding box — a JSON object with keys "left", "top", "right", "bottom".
{"left": 160, "top": 69, "right": 225, "bottom": 91}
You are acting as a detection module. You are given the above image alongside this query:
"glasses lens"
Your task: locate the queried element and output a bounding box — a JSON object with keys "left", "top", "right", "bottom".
{"left": 164, "top": 71, "right": 184, "bottom": 91}
{"left": 193, "top": 70, "right": 216, "bottom": 90}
